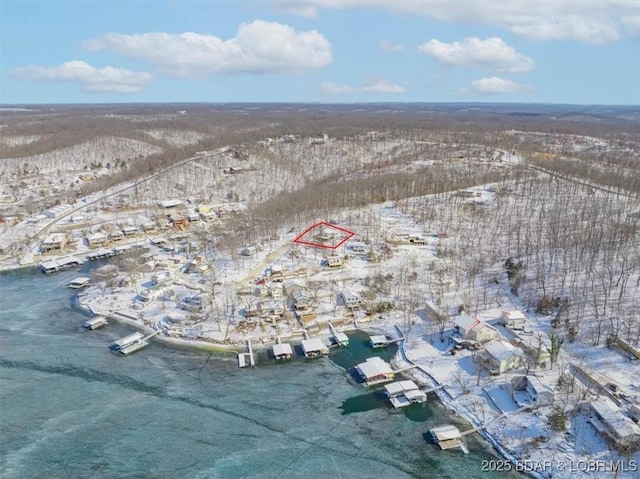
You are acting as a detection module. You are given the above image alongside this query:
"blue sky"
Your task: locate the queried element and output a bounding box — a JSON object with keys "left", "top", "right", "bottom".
{"left": 2, "top": 0, "right": 639, "bottom": 105}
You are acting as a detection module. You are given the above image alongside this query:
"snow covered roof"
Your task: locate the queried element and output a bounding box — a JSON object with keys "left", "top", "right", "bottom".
{"left": 430, "top": 425, "right": 461, "bottom": 441}
{"left": 384, "top": 380, "right": 419, "bottom": 397}
{"left": 502, "top": 310, "right": 526, "bottom": 320}
{"left": 273, "top": 343, "right": 293, "bottom": 356}
{"left": 591, "top": 398, "right": 640, "bottom": 440}
{"left": 454, "top": 315, "right": 489, "bottom": 332}
{"left": 483, "top": 340, "right": 519, "bottom": 361}
{"left": 301, "top": 338, "right": 327, "bottom": 354}
{"left": 356, "top": 357, "right": 394, "bottom": 380}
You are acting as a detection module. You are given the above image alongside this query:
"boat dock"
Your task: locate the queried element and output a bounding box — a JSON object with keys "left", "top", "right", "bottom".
{"left": 272, "top": 338, "right": 293, "bottom": 360}
{"left": 429, "top": 424, "right": 469, "bottom": 454}
{"left": 384, "top": 380, "right": 427, "bottom": 408}
{"left": 68, "top": 277, "right": 91, "bottom": 289}
{"left": 110, "top": 330, "right": 159, "bottom": 355}
{"left": 369, "top": 334, "right": 404, "bottom": 348}
{"left": 238, "top": 340, "right": 256, "bottom": 367}
{"left": 328, "top": 322, "right": 349, "bottom": 347}
{"left": 40, "top": 256, "right": 84, "bottom": 274}
{"left": 83, "top": 316, "right": 108, "bottom": 330}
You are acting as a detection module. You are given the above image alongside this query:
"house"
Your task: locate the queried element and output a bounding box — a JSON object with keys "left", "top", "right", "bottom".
{"left": 109, "top": 230, "right": 124, "bottom": 242}
{"left": 259, "top": 300, "right": 285, "bottom": 320}
{"left": 341, "top": 290, "right": 361, "bottom": 308}
{"left": 477, "top": 340, "right": 524, "bottom": 375}
{"left": 589, "top": 398, "right": 640, "bottom": 451}
{"left": 151, "top": 270, "right": 173, "bottom": 285}
{"left": 350, "top": 242, "right": 366, "bottom": 254}
{"left": 292, "top": 289, "right": 313, "bottom": 311}
{"left": 454, "top": 315, "right": 500, "bottom": 344}
{"left": 510, "top": 375, "right": 554, "bottom": 408}
{"left": 122, "top": 225, "right": 139, "bottom": 236}
{"left": 269, "top": 264, "right": 284, "bottom": 280}
{"left": 41, "top": 233, "right": 68, "bottom": 253}
{"left": 501, "top": 310, "right": 527, "bottom": 330}
{"left": 326, "top": 254, "right": 344, "bottom": 268}
{"left": 169, "top": 214, "right": 188, "bottom": 229}
{"left": 354, "top": 357, "right": 395, "bottom": 386}
{"left": 408, "top": 233, "right": 428, "bottom": 245}
{"left": 157, "top": 199, "right": 183, "bottom": 209}
{"left": 186, "top": 211, "right": 200, "bottom": 223}
{"left": 42, "top": 205, "right": 70, "bottom": 219}
{"left": 87, "top": 232, "right": 108, "bottom": 249}
{"left": 282, "top": 279, "right": 304, "bottom": 296}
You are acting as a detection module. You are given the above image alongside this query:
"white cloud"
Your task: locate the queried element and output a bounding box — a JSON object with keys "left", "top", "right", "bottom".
{"left": 418, "top": 37, "right": 534, "bottom": 73}
{"left": 82, "top": 20, "right": 333, "bottom": 78}
{"left": 301, "top": 1, "right": 638, "bottom": 44}
{"left": 10, "top": 61, "right": 153, "bottom": 93}
{"left": 378, "top": 40, "right": 405, "bottom": 53}
{"left": 277, "top": 2, "right": 319, "bottom": 19}
{"left": 459, "top": 76, "right": 531, "bottom": 95}
{"left": 320, "top": 78, "right": 406, "bottom": 95}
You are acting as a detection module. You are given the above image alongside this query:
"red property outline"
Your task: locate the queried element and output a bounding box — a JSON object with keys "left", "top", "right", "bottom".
{"left": 293, "top": 222, "right": 355, "bottom": 250}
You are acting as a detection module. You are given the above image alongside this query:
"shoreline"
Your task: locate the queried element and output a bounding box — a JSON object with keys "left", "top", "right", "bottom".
{"left": 78, "top": 298, "right": 542, "bottom": 478}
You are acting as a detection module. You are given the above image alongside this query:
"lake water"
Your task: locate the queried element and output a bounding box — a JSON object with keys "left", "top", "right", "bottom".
{"left": 0, "top": 265, "right": 527, "bottom": 478}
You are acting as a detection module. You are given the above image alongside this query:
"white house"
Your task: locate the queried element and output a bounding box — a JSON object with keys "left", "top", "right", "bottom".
{"left": 41, "top": 233, "right": 68, "bottom": 253}
{"left": 341, "top": 290, "right": 361, "bottom": 308}
{"left": 589, "top": 398, "right": 640, "bottom": 451}
{"left": 151, "top": 270, "right": 173, "bottom": 285}
{"left": 501, "top": 310, "right": 527, "bottom": 330}
{"left": 454, "top": 315, "right": 499, "bottom": 344}
{"left": 478, "top": 340, "right": 524, "bottom": 375}
{"left": 510, "top": 375, "right": 554, "bottom": 408}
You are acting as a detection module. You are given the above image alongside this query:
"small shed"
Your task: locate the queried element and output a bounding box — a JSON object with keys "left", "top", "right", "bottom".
{"left": 501, "top": 310, "right": 527, "bottom": 330}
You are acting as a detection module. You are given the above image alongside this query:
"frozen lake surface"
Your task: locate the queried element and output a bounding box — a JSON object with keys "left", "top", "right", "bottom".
{"left": 0, "top": 266, "right": 526, "bottom": 478}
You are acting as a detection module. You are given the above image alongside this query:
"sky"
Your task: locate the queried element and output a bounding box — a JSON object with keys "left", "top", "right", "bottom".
{"left": 1, "top": 0, "right": 639, "bottom": 105}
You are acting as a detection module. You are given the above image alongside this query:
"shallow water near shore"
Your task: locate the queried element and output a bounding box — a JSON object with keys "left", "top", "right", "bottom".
{"left": 0, "top": 266, "right": 528, "bottom": 478}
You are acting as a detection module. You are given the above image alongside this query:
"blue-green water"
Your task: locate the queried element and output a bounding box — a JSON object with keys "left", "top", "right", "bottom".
{"left": 0, "top": 266, "right": 527, "bottom": 478}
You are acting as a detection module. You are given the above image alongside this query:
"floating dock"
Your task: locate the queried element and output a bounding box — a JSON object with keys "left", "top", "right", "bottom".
{"left": 354, "top": 356, "right": 395, "bottom": 386}
{"left": 83, "top": 316, "right": 108, "bottom": 330}
{"left": 68, "top": 277, "right": 91, "bottom": 289}
{"left": 329, "top": 322, "right": 349, "bottom": 347}
{"left": 384, "top": 380, "right": 427, "bottom": 408}
{"left": 369, "top": 335, "right": 389, "bottom": 348}
{"left": 40, "top": 256, "right": 84, "bottom": 274}
{"left": 238, "top": 340, "right": 256, "bottom": 367}
{"left": 301, "top": 338, "right": 329, "bottom": 357}
{"left": 429, "top": 425, "right": 469, "bottom": 454}
{"left": 273, "top": 342, "right": 293, "bottom": 360}
{"left": 110, "top": 331, "right": 159, "bottom": 355}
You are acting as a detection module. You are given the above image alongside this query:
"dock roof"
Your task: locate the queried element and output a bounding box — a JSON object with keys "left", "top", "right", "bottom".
{"left": 384, "top": 380, "right": 419, "bottom": 397}
{"left": 113, "top": 332, "right": 144, "bottom": 348}
{"left": 273, "top": 343, "right": 293, "bottom": 357}
{"left": 301, "top": 338, "right": 327, "bottom": 354}
{"left": 356, "top": 356, "right": 394, "bottom": 380}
